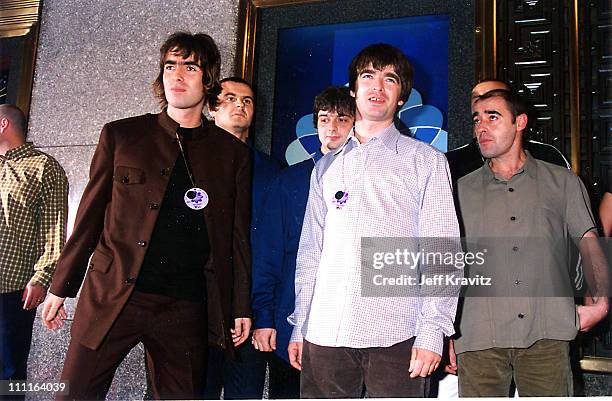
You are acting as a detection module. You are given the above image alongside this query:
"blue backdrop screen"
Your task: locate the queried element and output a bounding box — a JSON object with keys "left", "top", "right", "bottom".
{"left": 272, "top": 14, "right": 449, "bottom": 163}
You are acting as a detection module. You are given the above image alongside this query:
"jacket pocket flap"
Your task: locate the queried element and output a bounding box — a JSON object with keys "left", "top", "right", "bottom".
{"left": 114, "top": 166, "right": 145, "bottom": 185}
{"left": 88, "top": 249, "right": 113, "bottom": 273}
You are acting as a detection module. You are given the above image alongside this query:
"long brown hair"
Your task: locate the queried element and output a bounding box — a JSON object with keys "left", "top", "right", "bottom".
{"left": 152, "top": 32, "right": 221, "bottom": 108}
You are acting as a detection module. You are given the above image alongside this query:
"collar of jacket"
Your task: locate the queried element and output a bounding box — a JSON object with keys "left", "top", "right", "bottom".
{"left": 157, "top": 109, "right": 210, "bottom": 141}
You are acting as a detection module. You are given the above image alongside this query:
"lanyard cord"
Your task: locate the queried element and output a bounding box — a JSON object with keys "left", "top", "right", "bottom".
{"left": 175, "top": 132, "right": 197, "bottom": 188}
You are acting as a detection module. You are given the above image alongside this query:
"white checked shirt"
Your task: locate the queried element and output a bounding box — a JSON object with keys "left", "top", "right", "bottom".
{"left": 289, "top": 124, "right": 460, "bottom": 355}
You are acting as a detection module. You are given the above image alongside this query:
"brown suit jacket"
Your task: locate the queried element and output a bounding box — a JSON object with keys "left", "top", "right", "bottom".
{"left": 50, "top": 110, "right": 252, "bottom": 351}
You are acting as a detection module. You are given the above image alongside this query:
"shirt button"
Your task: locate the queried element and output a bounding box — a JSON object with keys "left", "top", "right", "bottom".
{"left": 149, "top": 203, "right": 159, "bottom": 210}
{"left": 137, "top": 240, "right": 147, "bottom": 247}
{"left": 121, "top": 176, "right": 129, "bottom": 184}
{"left": 515, "top": 280, "right": 521, "bottom": 285}
{"left": 508, "top": 187, "right": 514, "bottom": 192}
{"left": 518, "top": 313, "right": 525, "bottom": 319}
{"left": 510, "top": 216, "right": 517, "bottom": 221}
{"left": 512, "top": 246, "right": 519, "bottom": 251}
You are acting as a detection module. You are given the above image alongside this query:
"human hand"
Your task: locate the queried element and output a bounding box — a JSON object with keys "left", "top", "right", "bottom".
{"left": 252, "top": 328, "right": 276, "bottom": 352}
{"left": 578, "top": 297, "right": 610, "bottom": 332}
{"left": 444, "top": 339, "right": 458, "bottom": 375}
{"left": 409, "top": 347, "right": 441, "bottom": 378}
{"left": 41, "top": 292, "right": 67, "bottom": 330}
{"left": 231, "top": 318, "right": 252, "bottom": 346}
{"left": 288, "top": 342, "right": 303, "bottom": 370}
{"left": 22, "top": 280, "right": 47, "bottom": 310}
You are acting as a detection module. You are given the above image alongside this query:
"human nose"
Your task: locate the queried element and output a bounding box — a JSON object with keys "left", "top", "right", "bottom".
{"left": 372, "top": 75, "right": 384, "bottom": 91}
{"left": 234, "top": 97, "right": 244, "bottom": 108}
{"left": 475, "top": 121, "right": 487, "bottom": 136}
{"left": 329, "top": 118, "right": 338, "bottom": 132}
{"left": 172, "top": 66, "right": 184, "bottom": 81}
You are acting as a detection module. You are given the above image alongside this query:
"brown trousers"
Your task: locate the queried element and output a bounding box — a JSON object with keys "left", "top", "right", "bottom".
{"left": 57, "top": 291, "right": 207, "bottom": 400}
{"left": 300, "top": 338, "right": 429, "bottom": 398}
{"left": 457, "top": 339, "right": 572, "bottom": 397}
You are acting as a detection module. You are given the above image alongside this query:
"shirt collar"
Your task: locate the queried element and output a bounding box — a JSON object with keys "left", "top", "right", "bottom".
{"left": 482, "top": 149, "right": 537, "bottom": 182}
{"left": 312, "top": 148, "right": 324, "bottom": 162}
{"left": 2, "top": 142, "right": 35, "bottom": 161}
{"left": 157, "top": 109, "right": 209, "bottom": 140}
{"left": 333, "top": 123, "right": 400, "bottom": 156}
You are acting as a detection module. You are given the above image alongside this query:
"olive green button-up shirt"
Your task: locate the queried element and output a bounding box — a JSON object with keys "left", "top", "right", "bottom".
{"left": 0, "top": 143, "right": 68, "bottom": 293}
{"left": 455, "top": 153, "right": 596, "bottom": 354}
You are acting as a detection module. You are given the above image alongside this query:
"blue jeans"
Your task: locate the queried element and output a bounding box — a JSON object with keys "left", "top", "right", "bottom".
{"left": 1, "top": 290, "right": 36, "bottom": 401}
{"left": 0, "top": 291, "right": 36, "bottom": 381}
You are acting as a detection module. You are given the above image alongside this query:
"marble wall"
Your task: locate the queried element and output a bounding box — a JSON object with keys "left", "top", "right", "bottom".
{"left": 26, "top": 1, "right": 240, "bottom": 399}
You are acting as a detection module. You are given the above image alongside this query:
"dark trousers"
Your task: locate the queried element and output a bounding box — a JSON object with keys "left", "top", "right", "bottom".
{"left": 204, "top": 338, "right": 268, "bottom": 399}
{"left": 268, "top": 353, "right": 300, "bottom": 399}
{"left": 1, "top": 291, "right": 36, "bottom": 401}
{"left": 457, "top": 339, "right": 572, "bottom": 397}
{"left": 204, "top": 341, "right": 301, "bottom": 399}
{"left": 59, "top": 291, "right": 207, "bottom": 400}
{"left": 223, "top": 337, "right": 266, "bottom": 399}
{"left": 301, "top": 338, "right": 429, "bottom": 398}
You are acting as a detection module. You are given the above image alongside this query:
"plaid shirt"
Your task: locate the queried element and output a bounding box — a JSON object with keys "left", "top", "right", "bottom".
{"left": 1, "top": 143, "right": 68, "bottom": 293}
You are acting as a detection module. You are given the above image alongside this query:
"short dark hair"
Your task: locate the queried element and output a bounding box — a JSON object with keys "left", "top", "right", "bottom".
{"left": 348, "top": 43, "right": 413, "bottom": 104}
{"left": 0, "top": 104, "right": 26, "bottom": 137}
{"left": 208, "top": 77, "right": 254, "bottom": 110}
{"left": 153, "top": 31, "right": 221, "bottom": 108}
{"left": 476, "top": 89, "right": 529, "bottom": 124}
{"left": 312, "top": 86, "right": 355, "bottom": 128}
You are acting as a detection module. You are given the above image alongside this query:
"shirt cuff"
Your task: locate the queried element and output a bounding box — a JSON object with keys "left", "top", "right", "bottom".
{"left": 413, "top": 324, "right": 444, "bottom": 356}
{"left": 253, "top": 309, "right": 275, "bottom": 330}
{"left": 288, "top": 313, "right": 304, "bottom": 343}
{"left": 30, "top": 270, "right": 52, "bottom": 288}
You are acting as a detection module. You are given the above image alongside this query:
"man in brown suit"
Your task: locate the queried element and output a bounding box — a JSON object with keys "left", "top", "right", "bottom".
{"left": 41, "top": 32, "right": 252, "bottom": 400}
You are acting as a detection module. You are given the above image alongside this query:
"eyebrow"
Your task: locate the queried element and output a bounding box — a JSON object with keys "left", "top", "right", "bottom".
{"left": 164, "top": 59, "right": 201, "bottom": 67}
{"left": 472, "top": 109, "right": 502, "bottom": 118}
{"left": 360, "top": 68, "right": 400, "bottom": 81}
{"left": 222, "top": 91, "right": 254, "bottom": 101}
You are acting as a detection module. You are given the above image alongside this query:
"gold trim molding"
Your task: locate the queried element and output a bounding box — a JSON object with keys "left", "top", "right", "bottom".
{"left": 475, "top": 0, "right": 495, "bottom": 82}
{"left": 236, "top": 0, "right": 325, "bottom": 82}
{"left": 0, "top": 0, "right": 40, "bottom": 38}
{"left": 476, "top": 0, "right": 580, "bottom": 173}
{"left": 580, "top": 356, "right": 612, "bottom": 374}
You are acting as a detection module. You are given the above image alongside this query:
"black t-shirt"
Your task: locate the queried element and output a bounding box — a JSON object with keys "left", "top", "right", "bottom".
{"left": 135, "top": 127, "right": 210, "bottom": 301}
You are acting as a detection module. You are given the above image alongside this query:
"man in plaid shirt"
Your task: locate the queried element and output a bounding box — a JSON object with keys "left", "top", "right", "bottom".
{"left": 0, "top": 104, "right": 68, "bottom": 391}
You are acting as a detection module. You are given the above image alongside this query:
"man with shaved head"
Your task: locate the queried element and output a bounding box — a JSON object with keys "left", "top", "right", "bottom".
{"left": 0, "top": 104, "right": 68, "bottom": 398}
{"left": 445, "top": 79, "right": 569, "bottom": 183}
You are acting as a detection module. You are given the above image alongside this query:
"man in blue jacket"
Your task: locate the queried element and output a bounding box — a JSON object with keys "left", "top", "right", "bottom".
{"left": 251, "top": 86, "right": 355, "bottom": 398}
{"left": 207, "top": 77, "right": 280, "bottom": 399}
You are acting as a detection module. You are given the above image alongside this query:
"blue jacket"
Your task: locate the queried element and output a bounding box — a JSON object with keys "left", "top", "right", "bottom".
{"left": 251, "top": 152, "right": 322, "bottom": 362}
{"left": 251, "top": 148, "right": 281, "bottom": 236}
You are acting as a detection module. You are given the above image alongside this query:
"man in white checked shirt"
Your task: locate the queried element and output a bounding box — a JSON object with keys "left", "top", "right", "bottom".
{"left": 287, "top": 44, "right": 460, "bottom": 397}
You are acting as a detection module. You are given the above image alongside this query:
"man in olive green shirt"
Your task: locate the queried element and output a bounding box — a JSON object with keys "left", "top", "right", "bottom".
{"left": 0, "top": 104, "right": 68, "bottom": 389}
{"left": 448, "top": 90, "right": 609, "bottom": 397}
